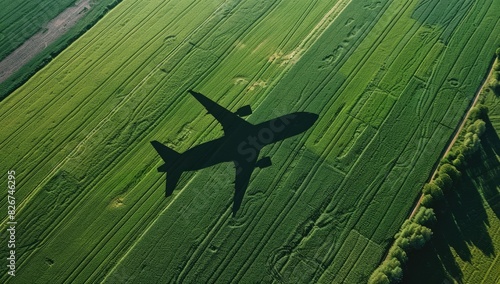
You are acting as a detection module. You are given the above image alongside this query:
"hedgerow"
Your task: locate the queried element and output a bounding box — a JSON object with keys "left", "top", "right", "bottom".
{"left": 369, "top": 93, "right": 490, "bottom": 284}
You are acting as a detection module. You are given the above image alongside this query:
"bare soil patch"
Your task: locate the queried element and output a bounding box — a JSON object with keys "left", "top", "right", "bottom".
{"left": 0, "top": 0, "right": 92, "bottom": 83}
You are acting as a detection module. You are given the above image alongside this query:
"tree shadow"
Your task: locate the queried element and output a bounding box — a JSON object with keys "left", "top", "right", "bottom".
{"left": 473, "top": 116, "right": 500, "bottom": 220}
{"left": 403, "top": 229, "right": 461, "bottom": 284}
{"left": 404, "top": 116, "right": 499, "bottom": 283}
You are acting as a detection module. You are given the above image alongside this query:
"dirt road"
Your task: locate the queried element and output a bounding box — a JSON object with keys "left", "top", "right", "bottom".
{"left": 408, "top": 58, "right": 497, "bottom": 219}
{"left": 0, "top": 0, "right": 92, "bottom": 83}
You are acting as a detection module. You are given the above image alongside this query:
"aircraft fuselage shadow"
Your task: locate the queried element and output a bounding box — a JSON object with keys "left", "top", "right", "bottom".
{"left": 151, "top": 90, "right": 318, "bottom": 216}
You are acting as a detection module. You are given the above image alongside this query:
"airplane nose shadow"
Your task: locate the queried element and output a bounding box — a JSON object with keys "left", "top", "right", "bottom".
{"left": 152, "top": 90, "right": 319, "bottom": 216}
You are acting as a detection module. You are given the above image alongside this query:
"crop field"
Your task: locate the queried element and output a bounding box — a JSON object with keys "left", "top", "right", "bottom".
{"left": 404, "top": 89, "right": 500, "bottom": 284}
{"left": 0, "top": 0, "right": 76, "bottom": 61}
{"left": 0, "top": 0, "right": 499, "bottom": 283}
{"left": 0, "top": 0, "right": 121, "bottom": 100}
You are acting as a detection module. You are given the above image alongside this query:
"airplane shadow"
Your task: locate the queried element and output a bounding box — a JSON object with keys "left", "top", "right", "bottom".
{"left": 152, "top": 90, "right": 318, "bottom": 216}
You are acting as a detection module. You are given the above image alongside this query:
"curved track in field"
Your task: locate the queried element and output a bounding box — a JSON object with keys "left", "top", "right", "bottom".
{"left": 1, "top": 0, "right": 499, "bottom": 283}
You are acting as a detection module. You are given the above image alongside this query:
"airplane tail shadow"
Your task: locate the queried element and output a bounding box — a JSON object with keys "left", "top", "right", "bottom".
{"left": 150, "top": 90, "right": 318, "bottom": 216}
{"left": 151, "top": 141, "right": 182, "bottom": 197}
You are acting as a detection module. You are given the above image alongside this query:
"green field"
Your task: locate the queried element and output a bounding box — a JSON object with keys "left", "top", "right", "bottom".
{"left": 0, "top": 0, "right": 121, "bottom": 100}
{"left": 0, "top": 0, "right": 499, "bottom": 283}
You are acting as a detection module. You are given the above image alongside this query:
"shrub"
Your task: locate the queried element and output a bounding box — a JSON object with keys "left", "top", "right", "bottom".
{"left": 439, "top": 163, "right": 461, "bottom": 180}
{"left": 421, "top": 193, "right": 434, "bottom": 207}
{"left": 423, "top": 182, "right": 444, "bottom": 200}
{"left": 452, "top": 153, "right": 465, "bottom": 168}
{"left": 413, "top": 206, "right": 436, "bottom": 225}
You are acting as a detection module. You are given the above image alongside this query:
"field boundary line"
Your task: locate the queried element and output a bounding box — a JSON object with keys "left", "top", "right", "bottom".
{"left": 375, "top": 55, "right": 498, "bottom": 264}
{"left": 405, "top": 0, "right": 498, "bottom": 219}
{"left": 99, "top": 175, "right": 198, "bottom": 283}
{"left": 209, "top": 1, "right": 358, "bottom": 281}
{"left": 166, "top": 1, "right": 357, "bottom": 281}
{"left": 0, "top": 0, "right": 231, "bottom": 228}
{"left": 272, "top": 0, "right": 408, "bottom": 276}
{"left": 408, "top": 57, "right": 497, "bottom": 220}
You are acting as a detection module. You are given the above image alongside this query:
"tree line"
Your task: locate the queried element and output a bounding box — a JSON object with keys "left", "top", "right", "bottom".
{"left": 368, "top": 74, "right": 494, "bottom": 283}
{"left": 488, "top": 48, "right": 500, "bottom": 95}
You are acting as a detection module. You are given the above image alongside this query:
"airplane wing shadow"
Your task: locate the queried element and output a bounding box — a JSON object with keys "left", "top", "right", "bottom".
{"left": 151, "top": 90, "right": 318, "bottom": 216}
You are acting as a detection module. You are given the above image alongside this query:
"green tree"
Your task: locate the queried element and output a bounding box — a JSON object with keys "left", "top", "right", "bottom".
{"left": 474, "top": 119, "right": 486, "bottom": 135}
{"left": 439, "top": 163, "right": 461, "bottom": 180}
{"left": 421, "top": 193, "right": 434, "bottom": 207}
{"left": 396, "top": 222, "right": 432, "bottom": 250}
{"left": 368, "top": 271, "right": 390, "bottom": 284}
{"left": 423, "top": 182, "right": 444, "bottom": 200}
{"left": 493, "top": 81, "right": 500, "bottom": 95}
{"left": 388, "top": 245, "right": 408, "bottom": 263}
{"left": 469, "top": 104, "right": 488, "bottom": 120}
{"left": 452, "top": 153, "right": 465, "bottom": 168}
{"left": 462, "top": 132, "right": 481, "bottom": 155}
{"left": 369, "top": 258, "right": 403, "bottom": 284}
{"left": 413, "top": 206, "right": 436, "bottom": 225}
{"left": 443, "top": 151, "right": 456, "bottom": 164}
{"left": 384, "top": 258, "right": 403, "bottom": 282}
{"left": 434, "top": 173, "right": 452, "bottom": 190}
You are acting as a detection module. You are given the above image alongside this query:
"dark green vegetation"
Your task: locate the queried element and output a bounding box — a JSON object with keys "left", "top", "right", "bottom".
{"left": 0, "top": 0, "right": 76, "bottom": 61}
{"left": 370, "top": 102, "right": 490, "bottom": 283}
{"left": 403, "top": 68, "right": 500, "bottom": 283}
{"left": 489, "top": 52, "right": 500, "bottom": 95}
{"left": 369, "top": 207, "right": 435, "bottom": 283}
{"left": 0, "top": 0, "right": 499, "bottom": 283}
{"left": 0, "top": 0, "right": 122, "bottom": 100}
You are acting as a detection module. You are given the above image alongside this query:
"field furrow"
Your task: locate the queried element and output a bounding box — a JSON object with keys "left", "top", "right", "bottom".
{"left": 1, "top": 0, "right": 499, "bottom": 283}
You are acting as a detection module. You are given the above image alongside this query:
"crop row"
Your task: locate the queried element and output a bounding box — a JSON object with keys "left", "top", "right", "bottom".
{"left": 1, "top": 0, "right": 499, "bottom": 283}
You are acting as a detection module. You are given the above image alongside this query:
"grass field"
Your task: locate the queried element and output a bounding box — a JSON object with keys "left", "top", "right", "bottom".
{"left": 404, "top": 89, "right": 500, "bottom": 284}
{"left": 0, "top": 0, "right": 121, "bottom": 99}
{"left": 0, "top": 0, "right": 499, "bottom": 283}
{"left": 0, "top": 0, "right": 77, "bottom": 61}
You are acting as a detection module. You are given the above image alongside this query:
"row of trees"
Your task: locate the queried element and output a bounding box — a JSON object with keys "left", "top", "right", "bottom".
{"left": 488, "top": 48, "right": 500, "bottom": 95}
{"left": 369, "top": 207, "right": 435, "bottom": 283}
{"left": 369, "top": 103, "right": 489, "bottom": 284}
{"left": 422, "top": 104, "right": 487, "bottom": 207}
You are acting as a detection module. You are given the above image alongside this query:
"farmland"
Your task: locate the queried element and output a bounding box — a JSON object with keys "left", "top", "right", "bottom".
{"left": 0, "top": 0, "right": 499, "bottom": 283}
{"left": 0, "top": 0, "right": 77, "bottom": 61}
